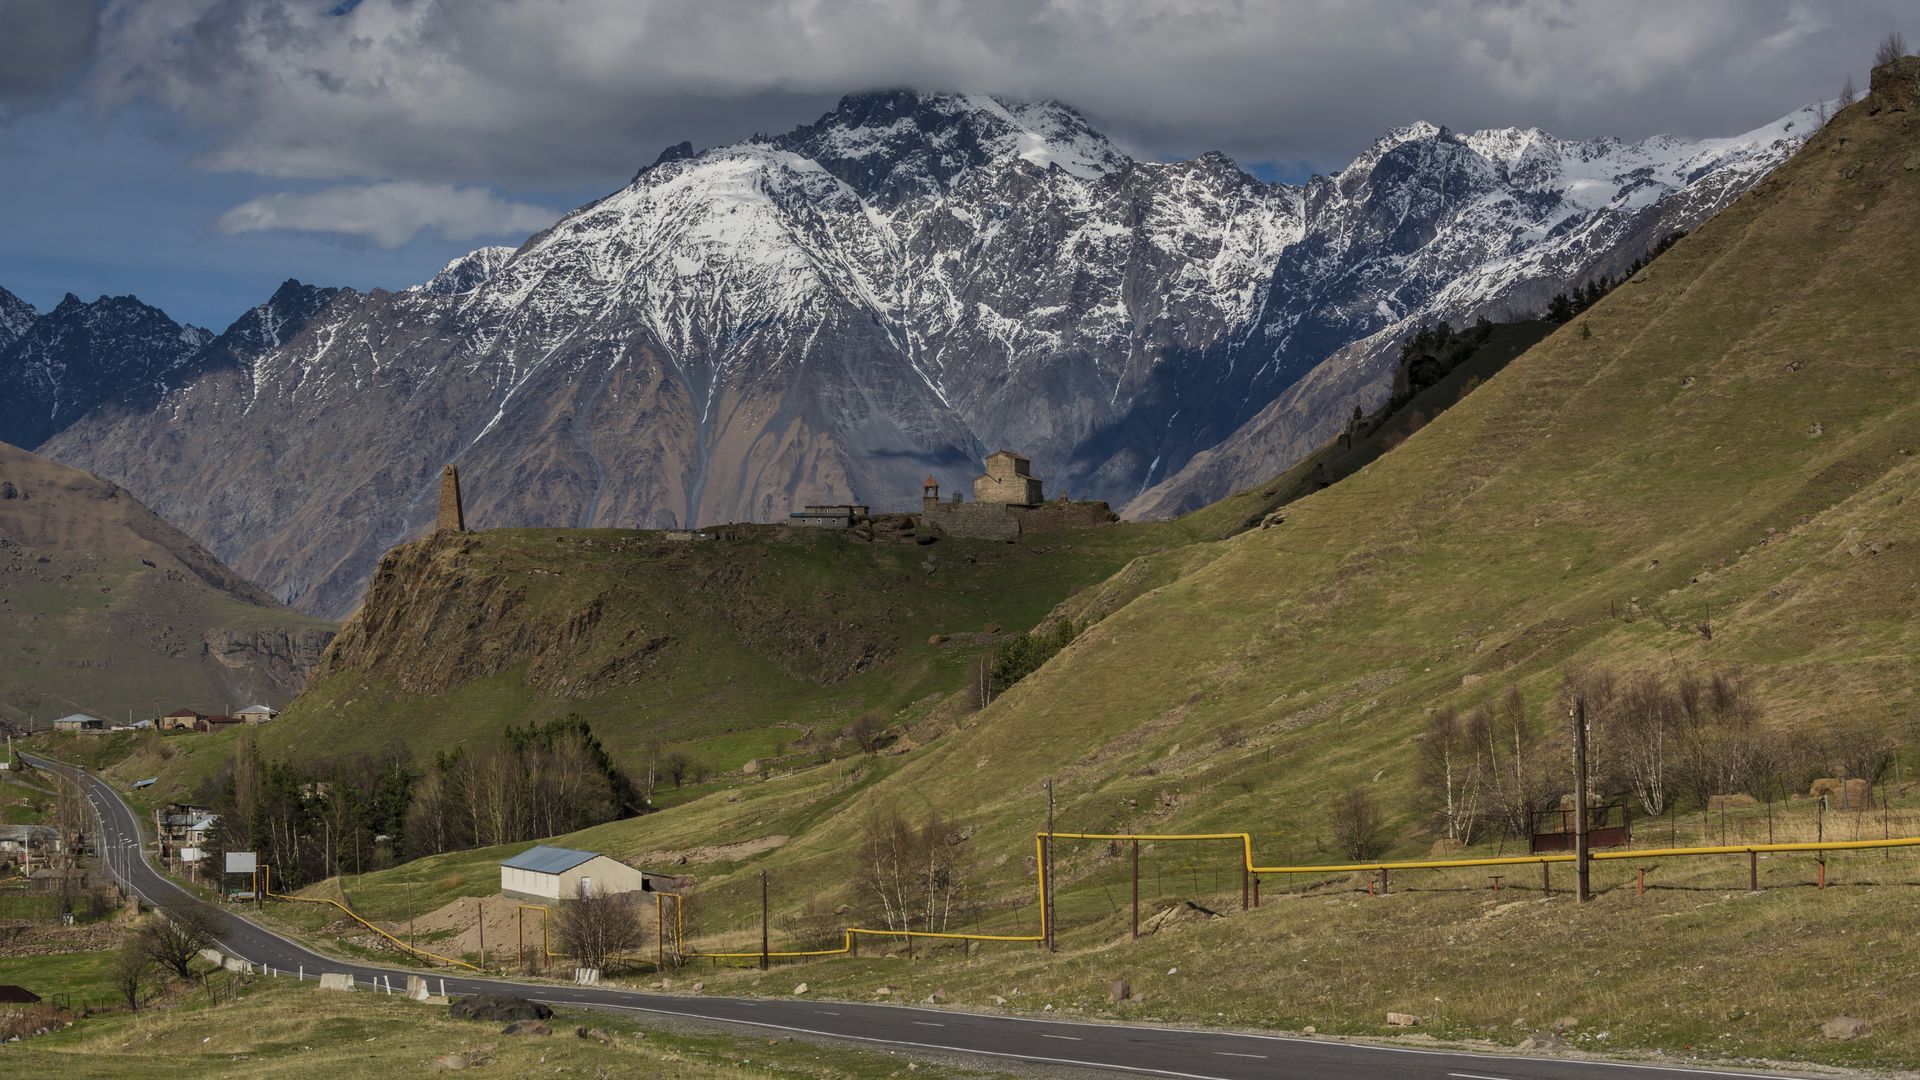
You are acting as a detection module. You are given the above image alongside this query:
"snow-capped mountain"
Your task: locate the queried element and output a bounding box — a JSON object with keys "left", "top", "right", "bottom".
{"left": 0, "top": 287, "right": 36, "bottom": 353}
{"left": 0, "top": 293, "right": 210, "bottom": 450}
{"left": 29, "top": 91, "right": 1818, "bottom": 616}
{"left": 412, "top": 246, "right": 517, "bottom": 295}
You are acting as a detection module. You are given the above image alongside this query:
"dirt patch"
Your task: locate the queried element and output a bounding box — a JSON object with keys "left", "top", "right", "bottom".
{"left": 627, "top": 834, "right": 789, "bottom": 869}
{"left": 393, "top": 894, "right": 536, "bottom": 960}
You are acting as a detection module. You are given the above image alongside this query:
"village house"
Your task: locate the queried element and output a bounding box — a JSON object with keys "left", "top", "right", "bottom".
{"left": 157, "top": 708, "right": 205, "bottom": 731}
{"left": 498, "top": 845, "right": 672, "bottom": 902}
{"left": 0, "top": 824, "right": 58, "bottom": 855}
{"left": 51, "top": 714, "right": 107, "bottom": 733}
{"left": 234, "top": 704, "right": 278, "bottom": 723}
{"left": 155, "top": 803, "right": 216, "bottom": 865}
{"left": 193, "top": 715, "right": 245, "bottom": 734}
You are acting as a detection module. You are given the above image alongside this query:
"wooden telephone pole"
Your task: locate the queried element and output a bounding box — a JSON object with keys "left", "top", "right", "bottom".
{"left": 759, "top": 870, "right": 770, "bottom": 971}
{"left": 1572, "top": 694, "right": 1591, "bottom": 904}
{"left": 1044, "top": 778, "right": 1056, "bottom": 952}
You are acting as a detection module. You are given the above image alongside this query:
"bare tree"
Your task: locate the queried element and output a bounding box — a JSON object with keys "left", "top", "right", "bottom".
{"left": 661, "top": 751, "right": 694, "bottom": 788}
{"left": 1876, "top": 30, "right": 1907, "bottom": 67}
{"left": 1416, "top": 706, "right": 1482, "bottom": 844}
{"left": 1607, "top": 671, "right": 1677, "bottom": 816}
{"left": 113, "top": 941, "right": 151, "bottom": 1013}
{"left": 1477, "top": 686, "right": 1545, "bottom": 838}
{"left": 845, "top": 712, "right": 887, "bottom": 755}
{"left": 555, "top": 888, "right": 647, "bottom": 972}
{"left": 855, "top": 811, "right": 973, "bottom": 933}
{"left": 139, "top": 903, "right": 229, "bottom": 980}
{"left": 1840, "top": 74, "right": 1858, "bottom": 107}
{"left": 1331, "top": 787, "right": 1388, "bottom": 861}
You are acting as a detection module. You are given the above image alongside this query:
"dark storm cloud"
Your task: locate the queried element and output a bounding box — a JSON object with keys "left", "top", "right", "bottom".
{"left": 0, "top": 0, "right": 100, "bottom": 111}
{"left": 63, "top": 1, "right": 1920, "bottom": 194}
{"left": 80, "top": 1, "right": 1915, "bottom": 186}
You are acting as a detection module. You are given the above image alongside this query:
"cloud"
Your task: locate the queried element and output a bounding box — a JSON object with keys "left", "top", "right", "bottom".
{"left": 0, "top": 0, "right": 99, "bottom": 113}
{"left": 77, "top": 0, "right": 1920, "bottom": 186}
{"left": 215, "top": 182, "right": 557, "bottom": 248}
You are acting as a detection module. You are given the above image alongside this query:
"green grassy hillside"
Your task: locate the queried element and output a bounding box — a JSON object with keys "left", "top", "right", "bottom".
{"left": 0, "top": 442, "right": 336, "bottom": 727}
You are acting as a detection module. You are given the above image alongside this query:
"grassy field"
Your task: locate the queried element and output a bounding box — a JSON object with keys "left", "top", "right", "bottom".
{"left": 0, "top": 973, "right": 1020, "bottom": 1078}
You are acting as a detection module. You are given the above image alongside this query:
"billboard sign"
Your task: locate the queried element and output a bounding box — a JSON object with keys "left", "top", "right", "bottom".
{"left": 225, "top": 851, "right": 257, "bottom": 874}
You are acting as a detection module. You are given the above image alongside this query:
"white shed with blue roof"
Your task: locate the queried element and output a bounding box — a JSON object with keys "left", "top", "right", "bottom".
{"left": 499, "top": 844, "right": 662, "bottom": 902}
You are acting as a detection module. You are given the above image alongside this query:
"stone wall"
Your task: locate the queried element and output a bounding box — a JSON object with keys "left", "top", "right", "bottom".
{"left": 921, "top": 503, "right": 1020, "bottom": 540}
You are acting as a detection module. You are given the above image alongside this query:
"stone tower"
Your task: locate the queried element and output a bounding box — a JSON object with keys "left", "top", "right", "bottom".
{"left": 922, "top": 475, "right": 940, "bottom": 511}
{"left": 437, "top": 464, "right": 465, "bottom": 532}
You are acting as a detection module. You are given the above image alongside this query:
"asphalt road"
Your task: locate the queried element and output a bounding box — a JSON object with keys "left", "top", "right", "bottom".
{"left": 38, "top": 755, "right": 1810, "bottom": 1080}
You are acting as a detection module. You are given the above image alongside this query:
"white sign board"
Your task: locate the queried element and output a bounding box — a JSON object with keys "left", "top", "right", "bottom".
{"left": 180, "top": 847, "right": 204, "bottom": 863}
{"left": 225, "top": 851, "right": 257, "bottom": 874}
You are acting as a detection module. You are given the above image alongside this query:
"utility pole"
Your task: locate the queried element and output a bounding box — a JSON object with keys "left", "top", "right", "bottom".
{"left": 1044, "top": 778, "right": 1056, "bottom": 951}
{"left": 1572, "top": 694, "right": 1591, "bottom": 904}
{"left": 759, "top": 870, "right": 770, "bottom": 971}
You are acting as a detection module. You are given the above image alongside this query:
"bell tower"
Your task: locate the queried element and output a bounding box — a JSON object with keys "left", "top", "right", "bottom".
{"left": 921, "top": 475, "right": 940, "bottom": 511}
{"left": 437, "top": 464, "right": 466, "bottom": 532}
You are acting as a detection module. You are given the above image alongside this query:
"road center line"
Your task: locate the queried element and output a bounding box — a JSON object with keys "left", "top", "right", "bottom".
{"left": 1213, "top": 1051, "right": 1267, "bottom": 1059}
{"left": 1448, "top": 1073, "right": 1519, "bottom": 1080}
{"left": 912, "top": 1021, "right": 945, "bottom": 1027}
{"left": 1039, "top": 1033, "right": 1082, "bottom": 1041}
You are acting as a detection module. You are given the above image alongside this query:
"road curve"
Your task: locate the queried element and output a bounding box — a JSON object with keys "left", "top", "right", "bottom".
{"left": 39, "top": 755, "right": 1808, "bottom": 1080}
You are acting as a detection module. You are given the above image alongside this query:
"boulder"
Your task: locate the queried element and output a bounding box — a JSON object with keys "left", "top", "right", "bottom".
{"left": 793, "top": 983, "right": 809, "bottom": 995}
{"left": 1822, "top": 1016, "right": 1871, "bottom": 1041}
{"left": 502, "top": 1019, "right": 552, "bottom": 1037}
{"left": 1517, "top": 1032, "right": 1571, "bottom": 1052}
{"left": 1108, "top": 979, "right": 1131, "bottom": 1003}
{"left": 430, "top": 1053, "right": 470, "bottom": 1071}
{"left": 691, "top": 981, "right": 705, "bottom": 993}
{"left": 576, "top": 1026, "right": 613, "bottom": 1045}
{"left": 450, "top": 993, "right": 553, "bottom": 1023}
{"left": 1550, "top": 1015, "right": 1579, "bottom": 1032}
{"left": 1386, "top": 1012, "right": 1420, "bottom": 1027}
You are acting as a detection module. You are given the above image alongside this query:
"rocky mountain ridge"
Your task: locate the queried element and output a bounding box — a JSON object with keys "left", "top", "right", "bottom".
{"left": 16, "top": 91, "right": 1821, "bottom": 616}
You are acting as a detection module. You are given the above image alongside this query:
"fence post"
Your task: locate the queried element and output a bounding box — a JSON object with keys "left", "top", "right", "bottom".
{"left": 1541, "top": 861, "right": 1551, "bottom": 898}
{"left": 1241, "top": 862, "right": 1248, "bottom": 911}
{"left": 1253, "top": 874, "right": 1260, "bottom": 908}
{"left": 1379, "top": 867, "right": 1388, "bottom": 895}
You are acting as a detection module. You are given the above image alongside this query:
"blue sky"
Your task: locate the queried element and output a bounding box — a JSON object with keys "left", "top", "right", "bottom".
{"left": 0, "top": 1, "right": 1905, "bottom": 332}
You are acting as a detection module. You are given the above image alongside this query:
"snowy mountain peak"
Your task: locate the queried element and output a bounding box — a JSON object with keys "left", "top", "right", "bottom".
{"left": 0, "top": 286, "right": 37, "bottom": 352}
{"left": 414, "top": 246, "right": 517, "bottom": 295}
{"left": 770, "top": 89, "right": 1129, "bottom": 204}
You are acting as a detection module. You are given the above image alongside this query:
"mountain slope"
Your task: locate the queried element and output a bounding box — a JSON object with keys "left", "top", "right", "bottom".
{"left": 0, "top": 441, "right": 336, "bottom": 726}
{"left": 40, "top": 93, "right": 1818, "bottom": 617}
{"left": 817, "top": 64, "right": 1920, "bottom": 877}
{"left": 0, "top": 294, "right": 211, "bottom": 450}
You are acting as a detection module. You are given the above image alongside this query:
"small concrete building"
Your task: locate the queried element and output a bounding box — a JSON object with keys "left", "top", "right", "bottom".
{"left": 973, "top": 451, "right": 1043, "bottom": 506}
{"left": 787, "top": 504, "right": 869, "bottom": 529}
{"left": 499, "top": 845, "right": 668, "bottom": 902}
{"left": 52, "top": 714, "right": 107, "bottom": 733}
{"left": 234, "top": 704, "right": 278, "bottom": 723}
